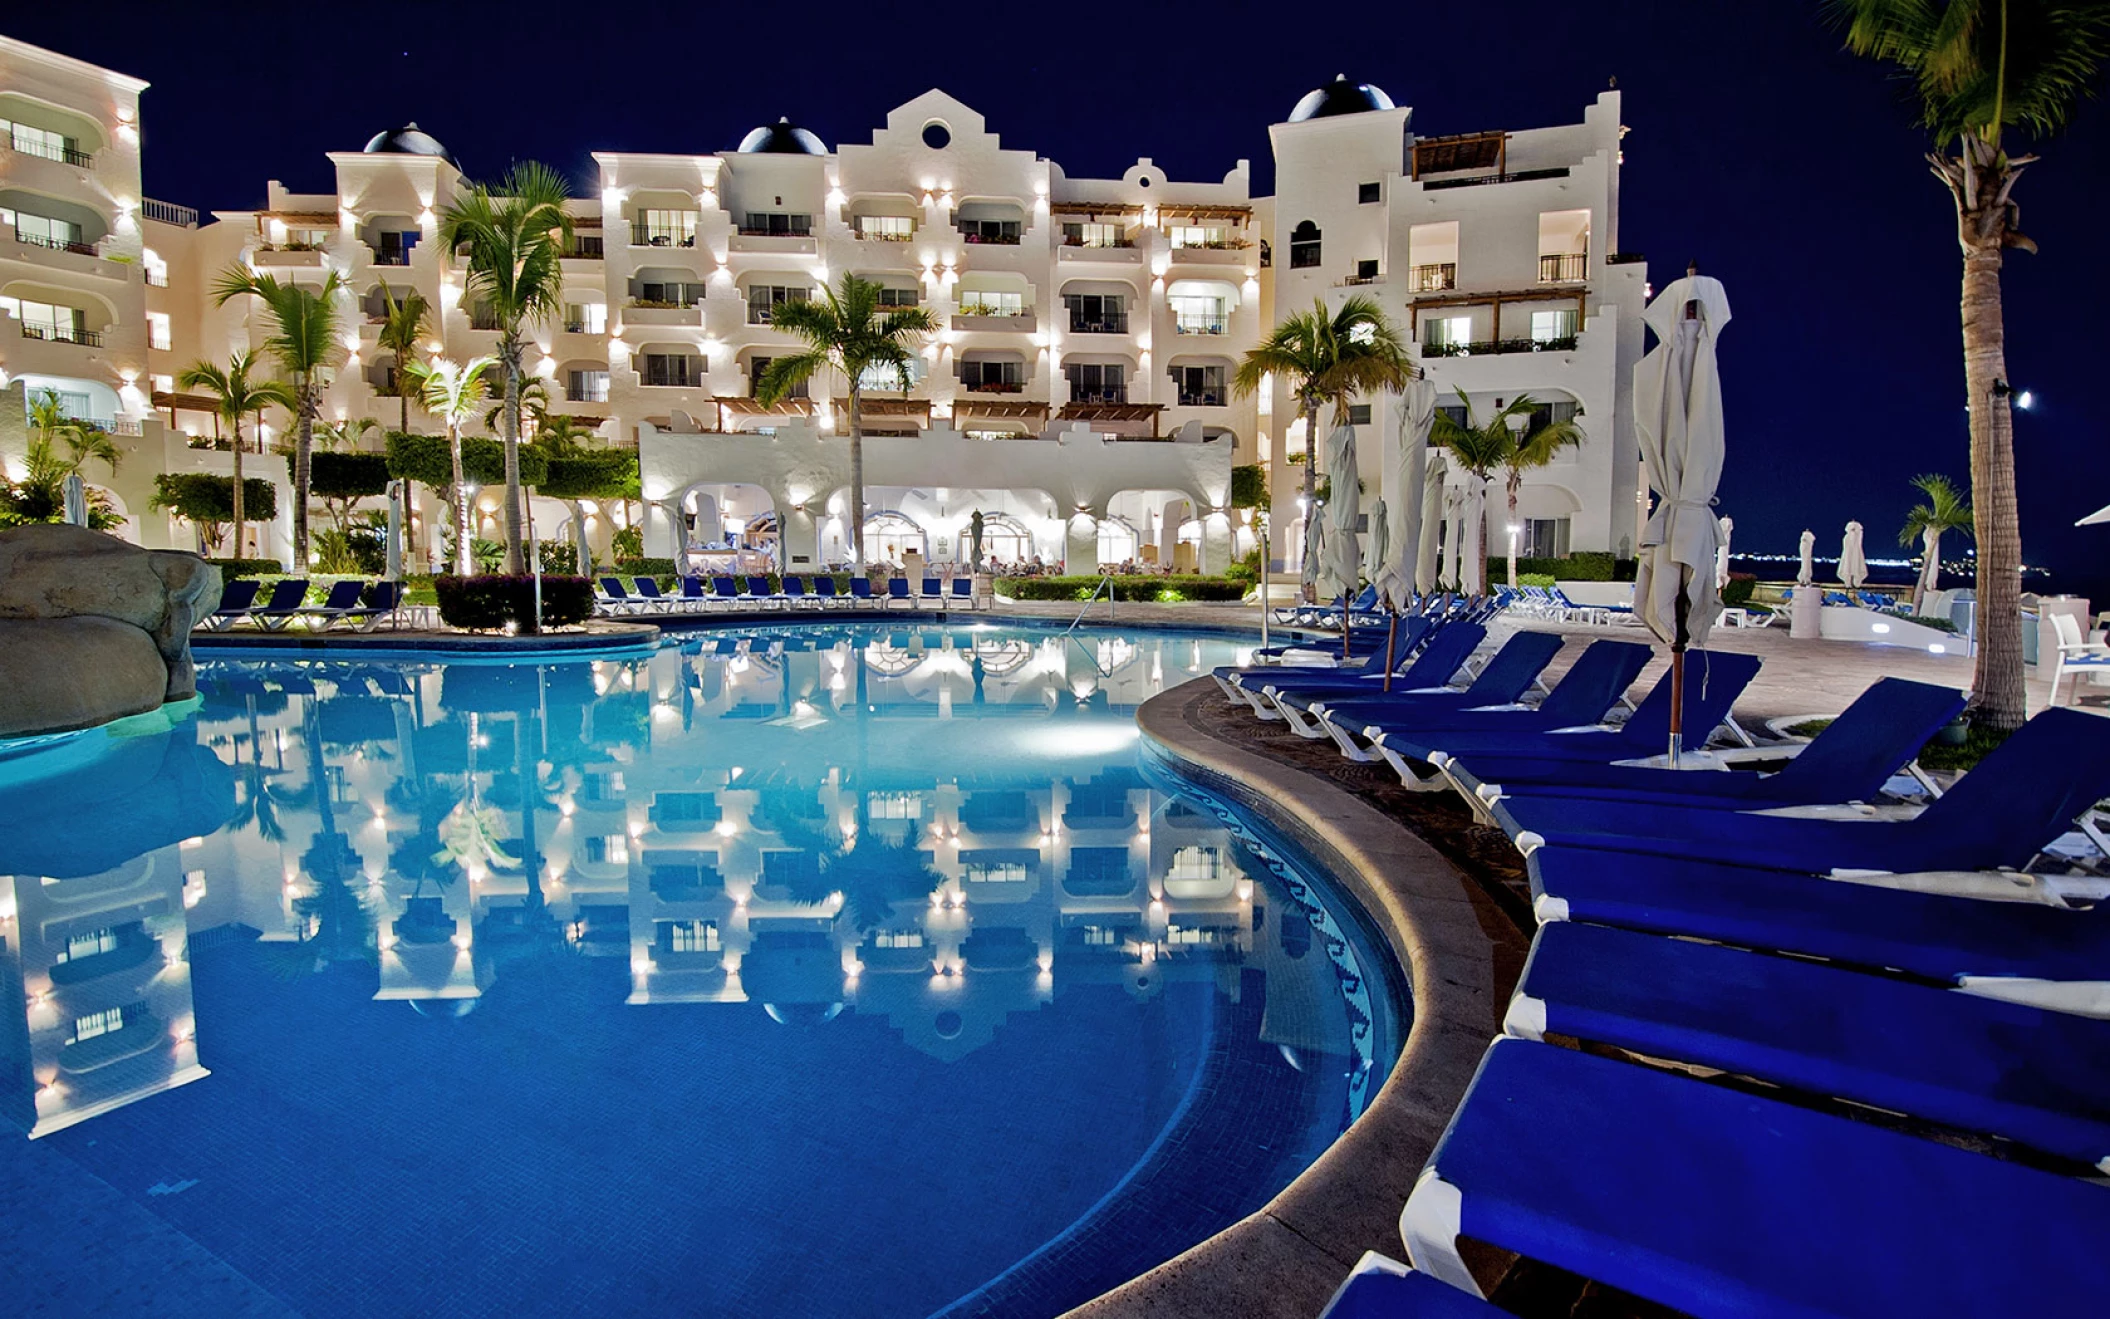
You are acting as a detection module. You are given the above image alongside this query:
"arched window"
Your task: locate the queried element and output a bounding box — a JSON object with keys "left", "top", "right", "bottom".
{"left": 1289, "top": 221, "right": 1322, "bottom": 270}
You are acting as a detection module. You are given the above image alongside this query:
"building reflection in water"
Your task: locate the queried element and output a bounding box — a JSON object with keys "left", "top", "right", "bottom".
{"left": 1, "top": 626, "right": 1387, "bottom": 1136}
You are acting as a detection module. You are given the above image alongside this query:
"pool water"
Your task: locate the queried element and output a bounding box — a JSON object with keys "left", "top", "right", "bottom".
{"left": 0, "top": 624, "right": 1402, "bottom": 1318}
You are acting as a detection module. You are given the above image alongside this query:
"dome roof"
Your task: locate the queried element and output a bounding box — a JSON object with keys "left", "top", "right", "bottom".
{"left": 361, "top": 122, "right": 461, "bottom": 171}
{"left": 738, "top": 117, "right": 829, "bottom": 155}
{"left": 1288, "top": 75, "right": 1396, "bottom": 123}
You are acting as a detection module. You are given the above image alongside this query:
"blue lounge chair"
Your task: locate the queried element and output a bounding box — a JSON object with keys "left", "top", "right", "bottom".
{"left": 1527, "top": 845, "right": 2110, "bottom": 995}
{"left": 1215, "top": 616, "right": 1435, "bottom": 712}
{"left": 1508, "top": 920, "right": 2110, "bottom": 1168}
{"left": 744, "top": 575, "right": 781, "bottom": 609}
{"left": 885, "top": 577, "right": 913, "bottom": 609}
{"left": 711, "top": 575, "right": 740, "bottom": 606}
{"left": 1401, "top": 1037, "right": 2110, "bottom": 1316}
{"left": 323, "top": 580, "right": 402, "bottom": 632}
{"left": 597, "top": 576, "right": 644, "bottom": 615}
{"left": 629, "top": 577, "right": 676, "bottom": 612}
{"left": 920, "top": 576, "right": 944, "bottom": 605}
{"left": 812, "top": 575, "right": 842, "bottom": 607}
{"left": 950, "top": 578, "right": 977, "bottom": 610}
{"left": 1261, "top": 624, "right": 1490, "bottom": 738}
{"left": 781, "top": 575, "right": 813, "bottom": 608}
{"left": 1377, "top": 649, "right": 1762, "bottom": 785}
{"left": 304, "top": 582, "right": 373, "bottom": 628}
{"left": 849, "top": 576, "right": 876, "bottom": 605}
{"left": 1505, "top": 706, "right": 2110, "bottom": 875}
{"left": 1453, "top": 677, "right": 1966, "bottom": 815}
{"left": 1309, "top": 632, "right": 1569, "bottom": 762}
{"left": 200, "top": 577, "right": 261, "bottom": 630}
{"left": 249, "top": 578, "right": 311, "bottom": 630}
{"left": 680, "top": 576, "right": 710, "bottom": 608}
{"left": 1319, "top": 1253, "right": 1507, "bottom": 1318}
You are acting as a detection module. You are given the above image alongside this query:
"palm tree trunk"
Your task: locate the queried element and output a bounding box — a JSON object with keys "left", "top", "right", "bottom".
{"left": 292, "top": 382, "right": 316, "bottom": 572}
{"left": 848, "top": 387, "right": 865, "bottom": 568}
{"left": 449, "top": 424, "right": 472, "bottom": 576}
{"left": 399, "top": 387, "right": 410, "bottom": 435}
{"left": 501, "top": 334, "right": 526, "bottom": 575}
{"left": 1947, "top": 137, "right": 2027, "bottom": 731}
{"left": 231, "top": 418, "right": 246, "bottom": 561}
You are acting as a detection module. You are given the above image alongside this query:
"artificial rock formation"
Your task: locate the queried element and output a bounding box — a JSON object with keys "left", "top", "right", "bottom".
{"left": 0, "top": 524, "right": 219, "bottom": 737}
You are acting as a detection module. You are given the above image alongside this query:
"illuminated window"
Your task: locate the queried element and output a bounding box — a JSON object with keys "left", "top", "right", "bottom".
{"left": 564, "top": 302, "right": 607, "bottom": 334}
{"left": 147, "top": 312, "right": 170, "bottom": 351}
{"left": 664, "top": 919, "right": 719, "bottom": 952}
{"left": 1288, "top": 221, "right": 1322, "bottom": 269}
{"left": 867, "top": 792, "right": 923, "bottom": 820}
{"left": 585, "top": 834, "right": 629, "bottom": 865}
{"left": 1531, "top": 309, "right": 1580, "bottom": 344}
{"left": 856, "top": 215, "right": 914, "bottom": 241}
{"left": 69, "top": 1003, "right": 135, "bottom": 1043}
{"left": 963, "top": 861, "right": 1028, "bottom": 884}
{"left": 57, "top": 927, "right": 122, "bottom": 963}
{"left": 1168, "top": 846, "right": 1224, "bottom": 883}
{"left": 1080, "top": 926, "right": 1118, "bottom": 946}
{"left": 635, "top": 209, "right": 698, "bottom": 247}
{"left": 958, "top": 289, "right": 1023, "bottom": 317}
{"left": 872, "top": 929, "right": 925, "bottom": 949}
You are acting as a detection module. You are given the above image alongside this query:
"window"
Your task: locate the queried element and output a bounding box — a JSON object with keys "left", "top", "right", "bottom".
{"left": 1531, "top": 309, "right": 1579, "bottom": 345}
{"left": 1063, "top": 293, "right": 1127, "bottom": 333}
{"left": 875, "top": 285, "right": 920, "bottom": 307}
{"left": 748, "top": 356, "right": 807, "bottom": 399}
{"left": 1166, "top": 924, "right": 1225, "bottom": 946}
{"left": 586, "top": 769, "right": 626, "bottom": 802}
{"left": 635, "top": 279, "right": 705, "bottom": 307}
{"left": 747, "top": 285, "right": 810, "bottom": 325}
{"left": 963, "top": 860, "right": 1028, "bottom": 884}
{"left": 1167, "top": 225, "right": 1229, "bottom": 249}
{"left": 857, "top": 357, "right": 924, "bottom": 391}
{"left": 1064, "top": 362, "right": 1126, "bottom": 404}
{"left": 69, "top": 1003, "right": 138, "bottom": 1044}
{"left": 1347, "top": 403, "right": 1372, "bottom": 426}
{"left": 1169, "top": 294, "right": 1225, "bottom": 335}
{"left": 872, "top": 929, "right": 925, "bottom": 949}
{"left": 146, "top": 312, "right": 171, "bottom": 351}
{"left": 565, "top": 234, "right": 605, "bottom": 259}
{"left": 1410, "top": 263, "right": 1456, "bottom": 292}
{"left": 1171, "top": 363, "right": 1226, "bottom": 407}
{"left": 3, "top": 119, "right": 80, "bottom": 164}
{"left": 665, "top": 919, "right": 720, "bottom": 953}
{"left": 565, "top": 302, "right": 607, "bottom": 334}
{"left": 1355, "top": 258, "right": 1379, "bottom": 281}
{"left": 567, "top": 369, "right": 610, "bottom": 402}
{"left": 741, "top": 212, "right": 813, "bottom": 237}
{"left": 373, "top": 230, "right": 417, "bottom": 265}
{"left": 11, "top": 208, "right": 85, "bottom": 252}
{"left": 636, "top": 209, "right": 699, "bottom": 246}
{"left": 962, "top": 358, "right": 1024, "bottom": 390}
{"left": 1519, "top": 517, "right": 1572, "bottom": 559}
{"left": 958, "top": 289, "right": 1023, "bottom": 317}
{"left": 642, "top": 353, "right": 701, "bottom": 388}
{"left": 585, "top": 834, "right": 630, "bottom": 865}
{"left": 856, "top": 214, "right": 914, "bottom": 241}
{"left": 1080, "top": 925, "right": 1119, "bottom": 947}
{"left": 1063, "top": 221, "right": 1126, "bottom": 248}
{"left": 151, "top": 373, "right": 174, "bottom": 395}
{"left": 1288, "top": 221, "right": 1322, "bottom": 269}
{"left": 867, "top": 792, "right": 923, "bottom": 820}
{"left": 1358, "top": 181, "right": 1382, "bottom": 204}
{"left": 1168, "top": 846, "right": 1224, "bottom": 883}
{"left": 57, "top": 927, "right": 123, "bottom": 963}
{"left": 284, "top": 226, "right": 330, "bottom": 250}
{"left": 1423, "top": 316, "right": 1472, "bottom": 350}
{"left": 16, "top": 299, "right": 88, "bottom": 344}
{"left": 957, "top": 217, "right": 1021, "bottom": 244}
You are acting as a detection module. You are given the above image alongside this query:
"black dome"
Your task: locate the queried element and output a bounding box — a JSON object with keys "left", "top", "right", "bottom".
{"left": 1288, "top": 75, "right": 1396, "bottom": 123}
{"left": 738, "top": 117, "right": 829, "bottom": 155}
{"left": 362, "top": 122, "right": 461, "bottom": 171}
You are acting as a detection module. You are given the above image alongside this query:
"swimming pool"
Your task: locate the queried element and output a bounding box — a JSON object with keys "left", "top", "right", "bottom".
{"left": 0, "top": 623, "right": 1404, "bottom": 1318}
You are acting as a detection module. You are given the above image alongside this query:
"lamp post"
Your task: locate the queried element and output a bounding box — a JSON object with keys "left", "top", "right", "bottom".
{"left": 1503, "top": 409, "right": 1531, "bottom": 587}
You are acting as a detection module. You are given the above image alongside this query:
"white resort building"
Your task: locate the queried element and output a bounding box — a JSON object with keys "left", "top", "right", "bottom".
{"left": 0, "top": 33, "right": 1646, "bottom": 576}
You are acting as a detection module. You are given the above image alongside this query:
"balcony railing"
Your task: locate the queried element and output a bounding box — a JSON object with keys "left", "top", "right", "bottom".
{"left": 142, "top": 198, "right": 198, "bottom": 227}
{"left": 1068, "top": 317, "right": 1128, "bottom": 335}
{"left": 1177, "top": 390, "right": 1226, "bottom": 407}
{"left": 1338, "top": 272, "right": 1382, "bottom": 287}
{"left": 372, "top": 250, "right": 412, "bottom": 266}
{"left": 21, "top": 322, "right": 101, "bottom": 347}
{"left": 1421, "top": 166, "right": 1571, "bottom": 191}
{"left": 961, "top": 230, "right": 1023, "bottom": 245}
{"left": 965, "top": 378, "right": 1025, "bottom": 393}
{"left": 1422, "top": 335, "right": 1578, "bottom": 358}
{"left": 146, "top": 268, "right": 169, "bottom": 287}
{"left": 633, "top": 227, "right": 698, "bottom": 247}
{"left": 1068, "top": 389, "right": 1128, "bottom": 405}
{"left": 1410, "top": 263, "right": 1457, "bottom": 292}
{"left": 6, "top": 135, "right": 94, "bottom": 168}
{"left": 1062, "top": 236, "right": 1134, "bottom": 249}
{"left": 1174, "top": 316, "right": 1227, "bottom": 335}
{"left": 14, "top": 230, "right": 100, "bottom": 257}
{"left": 1539, "top": 253, "right": 1588, "bottom": 282}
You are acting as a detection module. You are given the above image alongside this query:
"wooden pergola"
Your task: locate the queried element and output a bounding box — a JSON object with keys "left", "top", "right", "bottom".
{"left": 1410, "top": 131, "right": 1508, "bottom": 180}
{"left": 1057, "top": 401, "right": 1163, "bottom": 435}
{"left": 1408, "top": 286, "right": 1588, "bottom": 339}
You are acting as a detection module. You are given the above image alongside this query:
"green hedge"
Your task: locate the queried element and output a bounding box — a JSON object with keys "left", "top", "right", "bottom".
{"left": 997, "top": 575, "right": 1247, "bottom": 603}
{"left": 386, "top": 432, "right": 549, "bottom": 489}
{"left": 613, "top": 557, "right": 678, "bottom": 578}
{"left": 301, "top": 451, "right": 392, "bottom": 500}
{"left": 1231, "top": 463, "right": 1269, "bottom": 511}
{"left": 151, "top": 473, "right": 278, "bottom": 523}
{"left": 433, "top": 574, "right": 594, "bottom": 630}
{"left": 541, "top": 451, "right": 640, "bottom": 500}
{"left": 1514, "top": 551, "right": 1635, "bottom": 582}
{"left": 207, "top": 557, "right": 287, "bottom": 578}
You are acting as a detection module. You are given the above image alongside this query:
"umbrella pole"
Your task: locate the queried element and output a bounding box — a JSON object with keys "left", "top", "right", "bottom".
{"left": 1383, "top": 611, "right": 1399, "bottom": 692}
{"left": 1341, "top": 591, "right": 1352, "bottom": 661}
{"left": 1668, "top": 594, "right": 1689, "bottom": 766}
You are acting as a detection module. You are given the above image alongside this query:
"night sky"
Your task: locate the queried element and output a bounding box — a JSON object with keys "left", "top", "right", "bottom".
{"left": 21, "top": 2, "right": 2109, "bottom": 597}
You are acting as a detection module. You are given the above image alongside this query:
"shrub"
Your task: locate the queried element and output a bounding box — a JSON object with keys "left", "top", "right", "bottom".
{"left": 613, "top": 557, "right": 677, "bottom": 578}
{"left": 996, "top": 575, "right": 1248, "bottom": 602}
{"left": 540, "top": 540, "right": 582, "bottom": 574}
{"left": 1721, "top": 572, "right": 1758, "bottom": 608}
{"left": 1230, "top": 464, "right": 1269, "bottom": 511}
{"left": 1224, "top": 546, "right": 1264, "bottom": 584}
{"left": 385, "top": 432, "right": 550, "bottom": 489}
{"left": 207, "top": 557, "right": 286, "bottom": 578}
{"left": 433, "top": 574, "right": 595, "bottom": 631}
{"left": 540, "top": 451, "right": 640, "bottom": 501}
{"left": 1518, "top": 572, "right": 1558, "bottom": 588}
{"left": 302, "top": 451, "right": 391, "bottom": 500}
{"left": 610, "top": 525, "right": 643, "bottom": 561}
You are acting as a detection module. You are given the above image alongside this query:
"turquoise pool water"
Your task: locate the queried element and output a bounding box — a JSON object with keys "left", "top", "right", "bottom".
{"left": 0, "top": 624, "right": 1402, "bottom": 1317}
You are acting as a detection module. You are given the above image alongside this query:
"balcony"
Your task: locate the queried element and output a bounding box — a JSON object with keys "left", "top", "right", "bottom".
{"left": 563, "top": 236, "right": 605, "bottom": 260}
{"left": 15, "top": 230, "right": 99, "bottom": 258}
{"left": 951, "top": 310, "right": 1035, "bottom": 333}
{"left": 964, "top": 378, "right": 1026, "bottom": 394}
{"left": 1062, "top": 235, "right": 1134, "bottom": 249}
{"left": 21, "top": 322, "right": 102, "bottom": 348}
{"left": 632, "top": 226, "right": 698, "bottom": 249}
{"left": 1411, "top": 263, "right": 1457, "bottom": 292}
{"left": 142, "top": 199, "right": 198, "bottom": 228}
{"left": 1067, "top": 317, "right": 1129, "bottom": 336}
{"left": 1539, "top": 253, "right": 1589, "bottom": 283}
{"left": 1177, "top": 389, "right": 1227, "bottom": 407}
{"left": 1173, "top": 315, "right": 1227, "bottom": 335}
{"left": 5, "top": 134, "right": 93, "bottom": 169}
{"left": 1421, "top": 166, "right": 1572, "bottom": 191}
{"left": 371, "top": 250, "right": 412, "bottom": 267}
{"left": 1337, "top": 272, "right": 1382, "bottom": 287}
{"left": 253, "top": 244, "right": 326, "bottom": 268}
{"left": 1068, "top": 388, "right": 1129, "bottom": 405}
{"left": 1166, "top": 243, "right": 1245, "bottom": 266}
{"left": 625, "top": 299, "right": 703, "bottom": 327}
{"left": 1422, "top": 335, "right": 1578, "bottom": 358}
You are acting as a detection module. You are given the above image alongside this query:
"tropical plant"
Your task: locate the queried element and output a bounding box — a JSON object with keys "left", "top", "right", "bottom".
{"left": 0, "top": 391, "right": 125, "bottom": 530}
{"left": 485, "top": 375, "right": 551, "bottom": 436}
{"left": 1899, "top": 471, "right": 1976, "bottom": 610}
{"left": 176, "top": 354, "right": 295, "bottom": 559}
{"left": 1829, "top": 0, "right": 2110, "bottom": 730}
{"left": 28, "top": 388, "right": 124, "bottom": 478}
{"left": 149, "top": 474, "right": 278, "bottom": 552}
{"left": 316, "top": 415, "right": 385, "bottom": 453}
{"left": 1434, "top": 392, "right": 1588, "bottom": 587}
{"left": 532, "top": 409, "right": 599, "bottom": 455}
{"left": 755, "top": 273, "right": 941, "bottom": 566}
{"left": 1232, "top": 297, "right": 1412, "bottom": 594}
{"left": 373, "top": 285, "right": 430, "bottom": 433}
{"left": 440, "top": 161, "right": 574, "bottom": 574}
{"left": 405, "top": 356, "right": 496, "bottom": 576}
{"left": 212, "top": 266, "right": 349, "bottom": 572}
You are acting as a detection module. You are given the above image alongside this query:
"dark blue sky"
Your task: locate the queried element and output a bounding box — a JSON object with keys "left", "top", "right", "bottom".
{"left": 31, "top": 1, "right": 2110, "bottom": 596}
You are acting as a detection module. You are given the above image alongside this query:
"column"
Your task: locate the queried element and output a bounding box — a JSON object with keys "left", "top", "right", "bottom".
{"left": 1064, "top": 514, "right": 1099, "bottom": 577}
{"left": 1199, "top": 511, "right": 1233, "bottom": 575}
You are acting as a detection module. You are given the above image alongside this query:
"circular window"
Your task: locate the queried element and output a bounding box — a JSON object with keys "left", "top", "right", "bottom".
{"left": 1138, "top": 176, "right": 1152, "bottom": 189}
{"left": 922, "top": 121, "right": 951, "bottom": 150}
{"left": 934, "top": 1010, "right": 963, "bottom": 1039}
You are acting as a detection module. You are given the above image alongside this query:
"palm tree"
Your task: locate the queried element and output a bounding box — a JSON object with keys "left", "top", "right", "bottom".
{"left": 27, "top": 388, "right": 125, "bottom": 480}
{"left": 1, "top": 392, "right": 126, "bottom": 530}
{"left": 1233, "top": 296, "right": 1412, "bottom": 594}
{"left": 176, "top": 353, "right": 296, "bottom": 559}
{"left": 440, "top": 161, "right": 574, "bottom": 575}
{"left": 1430, "top": 396, "right": 1515, "bottom": 589}
{"left": 532, "top": 411, "right": 599, "bottom": 455}
{"left": 1472, "top": 393, "right": 1588, "bottom": 586}
{"left": 374, "top": 286, "right": 430, "bottom": 433}
{"left": 756, "top": 274, "right": 940, "bottom": 567}
{"left": 405, "top": 356, "right": 496, "bottom": 575}
{"left": 485, "top": 376, "right": 551, "bottom": 437}
{"left": 212, "top": 266, "right": 348, "bottom": 572}
{"left": 1830, "top": 1, "right": 2110, "bottom": 731}
{"left": 1900, "top": 471, "right": 1976, "bottom": 612}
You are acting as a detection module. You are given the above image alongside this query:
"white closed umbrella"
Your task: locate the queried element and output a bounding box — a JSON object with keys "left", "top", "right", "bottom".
{"left": 1417, "top": 449, "right": 1448, "bottom": 595}
{"left": 1631, "top": 266, "right": 1733, "bottom": 763}
{"left": 385, "top": 482, "right": 404, "bottom": 580}
{"left": 1460, "top": 479, "right": 1488, "bottom": 597}
{"left": 1319, "top": 423, "right": 1363, "bottom": 657}
{"left": 62, "top": 474, "right": 88, "bottom": 528}
{"left": 1797, "top": 529, "right": 1815, "bottom": 587}
{"left": 1441, "top": 484, "right": 1465, "bottom": 590}
{"left": 1367, "top": 499, "right": 1391, "bottom": 602}
{"left": 1839, "top": 521, "right": 1868, "bottom": 590}
{"left": 1382, "top": 378, "right": 1437, "bottom": 611}
{"left": 1715, "top": 516, "right": 1734, "bottom": 590}
{"left": 1301, "top": 512, "right": 1327, "bottom": 602}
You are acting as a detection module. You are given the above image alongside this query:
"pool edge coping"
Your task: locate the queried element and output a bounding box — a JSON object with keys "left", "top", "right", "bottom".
{"left": 1061, "top": 677, "right": 1515, "bottom": 1319}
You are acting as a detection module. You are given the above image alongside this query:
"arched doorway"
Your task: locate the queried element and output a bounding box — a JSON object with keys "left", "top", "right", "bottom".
{"left": 1096, "top": 516, "right": 1140, "bottom": 566}
{"left": 972, "top": 512, "right": 1034, "bottom": 568}
{"left": 863, "top": 511, "right": 927, "bottom": 566}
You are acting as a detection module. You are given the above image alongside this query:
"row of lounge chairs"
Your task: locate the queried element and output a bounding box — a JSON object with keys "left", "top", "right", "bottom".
{"left": 596, "top": 575, "right": 980, "bottom": 616}
{"left": 199, "top": 578, "right": 403, "bottom": 632}
{"left": 1209, "top": 621, "right": 2110, "bottom": 1316}
{"left": 1269, "top": 588, "right": 1508, "bottom": 634}
{"left": 1488, "top": 581, "right": 1638, "bottom": 626}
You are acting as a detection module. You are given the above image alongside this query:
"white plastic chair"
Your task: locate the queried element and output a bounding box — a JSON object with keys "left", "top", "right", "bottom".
{"left": 2049, "top": 612, "right": 2110, "bottom": 706}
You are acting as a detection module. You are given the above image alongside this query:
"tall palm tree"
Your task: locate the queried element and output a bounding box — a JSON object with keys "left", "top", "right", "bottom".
{"left": 213, "top": 266, "right": 348, "bottom": 572}
{"left": 177, "top": 353, "right": 296, "bottom": 559}
{"left": 440, "top": 161, "right": 573, "bottom": 574}
{"left": 756, "top": 274, "right": 940, "bottom": 567}
{"left": 1830, "top": 1, "right": 2110, "bottom": 731}
{"left": 374, "top": 286, "right": 430, "bottom": 434}
{"left": 1430, "top": 396, "right": 1515, "bottom": 589}
{"left": 406, "top": 355, "right": 496, "bottom": 575}
{"left": 1900, "top": 471, "right": 1976, "bottom": 611}
{"left": 1233, "top": 296, "right": 1412, "bottom": 594}
{"left": 1465, "top": 392, "right": 1589, "bottom": 586}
